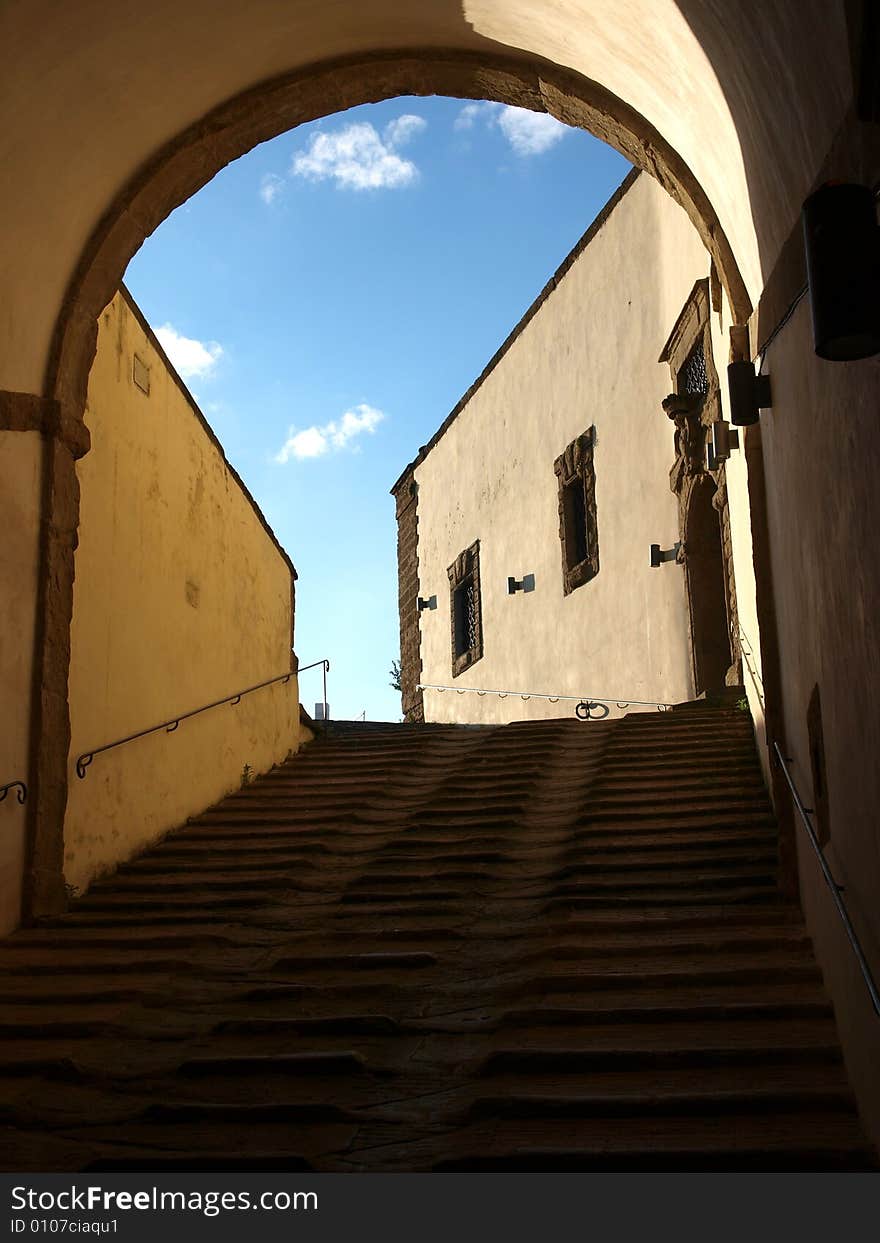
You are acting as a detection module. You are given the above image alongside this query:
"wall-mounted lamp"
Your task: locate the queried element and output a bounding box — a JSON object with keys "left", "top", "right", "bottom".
{"left": 508, "top": 573, "right": 536, "bottom": 595}
{"left": 802, "top": 182, "right": 880, "bottom": 361}
{"left": 710, "top": 419, "right": 740, "bottom": 466}
{"left": 650, "top": 542, "right": 681, "bottom": 567}
{"left": 418, "top": 595, "right": 437, "bottom": 612}
{"left": 727, "top": 360, "right": 772, "bottom": 426}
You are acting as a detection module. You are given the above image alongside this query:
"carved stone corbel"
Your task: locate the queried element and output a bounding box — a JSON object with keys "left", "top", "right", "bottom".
{"left": 663, "top": 392, "right": 706, "bottom": 493}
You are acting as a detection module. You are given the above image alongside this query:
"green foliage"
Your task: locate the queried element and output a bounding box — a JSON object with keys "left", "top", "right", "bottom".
{"left": 389, "top": 659, "right": 403, "bottom": 693}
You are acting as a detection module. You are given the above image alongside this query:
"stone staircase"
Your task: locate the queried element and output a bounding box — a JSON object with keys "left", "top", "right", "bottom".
{"left": 0, "top": 706, "right": 875, "bottom": 1171}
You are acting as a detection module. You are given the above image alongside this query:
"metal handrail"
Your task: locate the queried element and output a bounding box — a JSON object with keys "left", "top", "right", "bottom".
{"left": 0, "top": 780, "right": 27, "bottom": 805}
{"left": 75, "top": 668, "right": 298, "bottom": 778}
{"left": 417, "top": 682, "right": 673, "bottom": 717}
{"left": 737, "top": 623, "right": 765, "bottom": 710}
{"left": 773, "top": 741, "right": 880, "bottom": 1018}
{"left": 298, "top": 658, "right": 330, "bottom": 718}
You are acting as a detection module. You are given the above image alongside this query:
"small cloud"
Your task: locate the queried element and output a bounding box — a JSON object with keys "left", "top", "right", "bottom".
{"left": 454, "top": 101, "right": 568, "bottom": 157}
{"left": 153, "top": 324, "right": 223, "bottom": 379}
{"left": 496, "top": 106, "right": 567, "bottom": 156}
{"left": 275, "top": 403, "right": 386, "bottom": 463}
{"left": 328, "top": 404, "right": 385, "bottom": 449}
{"left": 277, "top": 426, "right": 329, "bottom": 461}
{"left": 383, "top": 114, "right": 427, "bottom": 148}
{"left": 290, "top": 117, "right": 426, "bottom": 191}
{"left": 454, "top": 103, "right": 483, "bottom": 132}
{"left": 260, "top": 173, "right": 284, "bottom": 205}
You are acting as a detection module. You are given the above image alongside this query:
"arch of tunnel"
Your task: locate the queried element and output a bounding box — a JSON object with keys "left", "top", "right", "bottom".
{"left": 1, "top": 0, "right": 879, "bottom": 1161}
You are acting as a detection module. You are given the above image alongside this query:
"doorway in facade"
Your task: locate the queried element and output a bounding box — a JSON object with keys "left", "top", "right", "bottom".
{"left": 684, "top": 475, "right": 733, "bottom": 695}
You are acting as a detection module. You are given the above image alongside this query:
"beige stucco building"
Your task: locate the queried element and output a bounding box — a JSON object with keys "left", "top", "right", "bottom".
{"left": 394, "top": 171, "right": 761, "bottom": 734}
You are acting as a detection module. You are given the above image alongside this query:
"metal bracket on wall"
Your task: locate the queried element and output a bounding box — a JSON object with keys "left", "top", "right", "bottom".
{"left": 418, "top": 595, "right": 437, "bottom": 612}
{"left": 650, "top": 541, "right": 681, "bottom": 567}
{"left": 507, "top": 574, "right": 536, "bottom": 595}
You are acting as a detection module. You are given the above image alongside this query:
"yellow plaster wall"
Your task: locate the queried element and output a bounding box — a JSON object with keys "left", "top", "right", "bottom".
{"left": 414, "top": 173, "right": 714, "bottom": 725}
{"left": 64, "top": 291, "right": 300, "bottom": 892}
{"left": 0, "top": 431, "right": 43, "bottom": 932}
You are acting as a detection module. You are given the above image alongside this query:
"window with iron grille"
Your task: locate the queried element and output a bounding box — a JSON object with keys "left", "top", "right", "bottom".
{"left": 447, "top": 540, "right": 483, "bottom": 676}
{"left": 554, "top": 428, "right": 599, "bottom": 595}
{"left": 680, "top": 339, "right": 709, "bottom": 396}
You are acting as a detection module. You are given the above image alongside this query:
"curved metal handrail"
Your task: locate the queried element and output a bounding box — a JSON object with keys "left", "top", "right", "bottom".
{"left": 0, "top": 780, "right": 27, "bottom": 805}
{"left": 417, "top": 682, "right": 673, "bottom": 717}
{"left": 297, "top": 658, "right": 330, "bottom": 719}
{"left": 773, "top": 742, "right": 880, "bottom": 1018}
{"left": 75, "top": 668, "right": 298, "bottom": 779}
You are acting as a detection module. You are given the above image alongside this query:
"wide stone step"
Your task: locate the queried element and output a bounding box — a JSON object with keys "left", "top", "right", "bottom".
{"left": 562, "top": 835, "right": 777, "bottom": 860}
{"left": 573, "top": 809, "right": 776, "bottom": 830}
{"left": 544, "top": 886, "right": 783, "bottom": 909}
{"left": 524, "top": 927, "right": 812, "bottom": 957}
{"left": 522, "top": 961, "right": 821, "bottom": 993}
{"left": 431, "top": 1117, "right": 874, "bottom": 1171}
{"left": 557, "top": 846, "right": 776, "bottom": 873}
{"left": 586, "top": 793, "right": 770, "bottom": 813}
{"left": 497, "top": 994, "right": 832, "bottom": 1025}
{"left": 550, "top": 867, "right": 776, "bottom": 893}
{"left": 467, "top": 1085, "right": 855, "bottom": 1121}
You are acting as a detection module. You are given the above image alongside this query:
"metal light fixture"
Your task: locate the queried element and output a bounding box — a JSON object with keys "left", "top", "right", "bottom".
{"left": 650, "top": 542, "right": 680, "bottom": 567}
{"left": 802, "top": 182, "right": 880, "bottom": 361}
{"left": 710, "top": 419, "right": 740, "bottom": 465}
{"left": 418, "top": 595, "right": 437, "bottom": 612}
{"left": 727, "top": 359, "right": 771, "bottom": 427}
{"left": 507, "top": 574, "right": 535, "bottom": 595}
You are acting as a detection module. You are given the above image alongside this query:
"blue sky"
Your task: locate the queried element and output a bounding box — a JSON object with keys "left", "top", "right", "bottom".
{"left": 124, "top": 96, "right": 630, "bottom": 721}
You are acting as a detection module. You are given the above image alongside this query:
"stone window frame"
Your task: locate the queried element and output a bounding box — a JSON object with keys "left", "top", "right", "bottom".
{"left": 554, "top": 428, "right": 599, "bottom": 596}
{"left": 447, "top": 539, "right": 483, "bottom": 678}
{"left": 662, "top": 281, "right": 718, "bottom": 410}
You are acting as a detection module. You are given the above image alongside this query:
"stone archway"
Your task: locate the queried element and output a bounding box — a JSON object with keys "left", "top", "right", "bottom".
{"left": 47, "top": 50, "right": 752, "bottom": 417}
{"left": 23, "top": 49, "right": 756, "bottom": 921}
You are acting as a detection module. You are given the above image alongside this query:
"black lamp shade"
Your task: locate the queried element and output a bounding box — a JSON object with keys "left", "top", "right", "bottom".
{"left": 802, "top": 183, "right": 880, "bottom": 361}
{"left": 727, "top": 360, "right": 762, "bottom": 425}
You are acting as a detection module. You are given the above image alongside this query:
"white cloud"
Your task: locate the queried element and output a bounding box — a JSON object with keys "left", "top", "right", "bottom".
{"left": 275, "top": 403, "right": 386, "bottom": 463}
{"left": 383, "top": 113, "right": 427, "bottom": 148}
{"left": 154, "top": 324, "right": 223, "bottom": 379}
{"left": 454, "top": 101, "right": 568, "bottom": 156}
{"left": 496, "top": 106, "right": 567, "bottom": 156}
{"left": 259, "top": 173, "right": 284, "bottom": 205}
{"left": 277, "top": 426, "right": 329, "bottom": 461}
{"left": 454, "top": 103, "right": 482, "bottom": 132}
{"left": 290, "top": 117, "right": 426, "bottom": 190}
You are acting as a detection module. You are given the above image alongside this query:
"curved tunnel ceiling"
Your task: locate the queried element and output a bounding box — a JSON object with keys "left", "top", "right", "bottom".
{"left": 0, "top": 0, "right": 853, "bottom": 397}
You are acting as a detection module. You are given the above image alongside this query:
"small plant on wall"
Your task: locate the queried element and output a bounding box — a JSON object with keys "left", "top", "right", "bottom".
{"left": 240, "top": 763, "right": 254, "bottom": 788}
{"left": 389, "top": 659, "right": 403, "bottom": 693}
